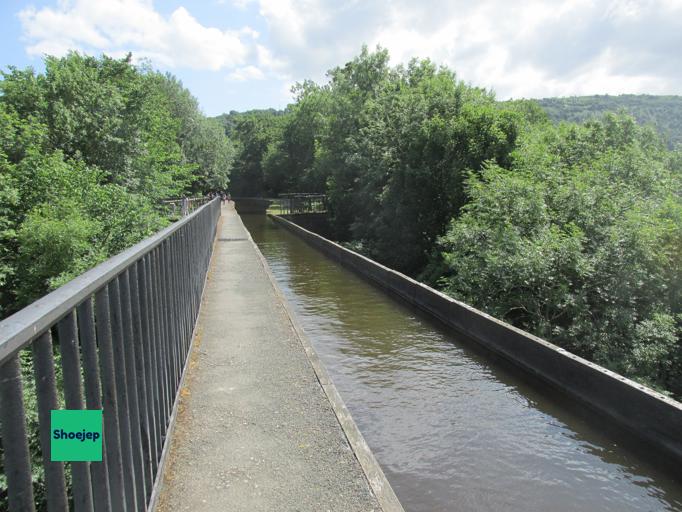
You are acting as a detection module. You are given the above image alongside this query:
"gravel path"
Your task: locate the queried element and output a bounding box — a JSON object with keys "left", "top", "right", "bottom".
{"left": 155, "top": 205, "right": 382, "bottom": 512}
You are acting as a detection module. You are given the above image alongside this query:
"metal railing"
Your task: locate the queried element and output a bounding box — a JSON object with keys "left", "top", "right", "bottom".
{"left": 160, "top": 197, "right": 211, "bottom": 218}
{"left": 0, "top": 197, "right": 221, "bottom": 511}
{"left": 271, "top": 194, "right": 327, "bottom": 215}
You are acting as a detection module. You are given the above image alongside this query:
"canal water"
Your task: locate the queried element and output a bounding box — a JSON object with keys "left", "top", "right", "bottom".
{"left": 242, "top": 214, "right": 682, "bottom": 512}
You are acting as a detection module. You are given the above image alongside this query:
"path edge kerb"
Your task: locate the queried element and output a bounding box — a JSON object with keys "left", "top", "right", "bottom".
{"left": 236, "top": 213, "right": 406, "bottom": 512}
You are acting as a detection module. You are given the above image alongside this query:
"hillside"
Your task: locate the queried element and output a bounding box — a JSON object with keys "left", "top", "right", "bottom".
{"left": 535, "top": 94, "right": 682, "bottom": 148}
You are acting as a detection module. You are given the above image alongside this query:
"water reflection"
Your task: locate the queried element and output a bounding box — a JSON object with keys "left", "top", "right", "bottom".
{"left": 243, "top": 214, "right": 682, "bottom": 512}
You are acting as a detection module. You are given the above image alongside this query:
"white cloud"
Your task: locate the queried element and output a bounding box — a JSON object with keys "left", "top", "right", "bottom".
{"left": 256, "top": 44, "right": 284, "bottom": 71}
{"left": 232, "top": 0, "right": 256, "bottom": 9}
{"left": 249, "top": 0, "right": 682, "bottom": 99}
{"left": 19, "top": 0, "right": 252, "bottom": 71}
{"left": 227, "top": 65, "right": 265, "bottom": 81}
{"left": 17, "top": 0, "right": 682, "bottom": 109}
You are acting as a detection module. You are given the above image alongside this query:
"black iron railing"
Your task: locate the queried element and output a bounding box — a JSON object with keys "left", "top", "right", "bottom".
{"left": 271, "top": 194, "right": 327, "bottom": 215}
{"left": 0, "top": 198, "right": 221, "bottom": 511}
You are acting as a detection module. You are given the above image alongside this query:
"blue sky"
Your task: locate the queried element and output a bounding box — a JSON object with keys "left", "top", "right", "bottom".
{"left": 2, "top": 0, "right": 681, "bottom": 116}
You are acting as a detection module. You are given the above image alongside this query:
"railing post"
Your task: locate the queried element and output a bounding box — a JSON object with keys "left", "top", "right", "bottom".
{"left": 57, "top": 310, "right": 94, "bottom": 511}
{"left": 152, "top": 247, "right": 170, "bottom": 430}
{"left": 95, "top": 286, "right": 126, "bottom": 511}
{"left": 130, "top": 263, "right": 154, "bottom": 499}
{"left": 138, "top": 257, "right": 160, "bottom": 475}
{"left": 108, "top": 278, "right": 138, "bottom": 512}
{"left": 32, "top": 331, "right": 69, "bottom": 512}
{"left": 119, "top": 270, "right": 147, "bottom": 510}
{"left": 78, "top": 298, "right": 112, "bottom": 512}
{"left": 145, "top": 252, "right": 165, "bottom": 462}
{"left": 0, "top": 355, "right": 36, "bottom": 512}
{"left": 161, "top": 241, "right": 178, "bottom": 393}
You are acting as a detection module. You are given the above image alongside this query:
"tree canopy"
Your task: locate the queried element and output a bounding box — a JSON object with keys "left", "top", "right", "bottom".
{"left": 0, "top": 52, "right": 232, "bottom": 317}
{"left": 224, "top": 46, "right": 682, "bottom": 400}
{"left": 436, "top": 115, "right": 681, "bottom": 395}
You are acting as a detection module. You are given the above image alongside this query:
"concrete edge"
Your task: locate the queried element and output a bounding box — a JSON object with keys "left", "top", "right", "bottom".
{"left": 235, "top": 212, "right": 406, "bottom": 512}
{"left": 269, "top": 214, "right": 682, "bottom": 466}
{"left": 149, "top": 213, "right": 223, "bottom": 511}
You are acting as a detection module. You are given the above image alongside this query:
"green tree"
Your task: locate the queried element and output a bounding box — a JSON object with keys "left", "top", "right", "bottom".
{"left": 437, "top": 115, "right": 682, "bottom": 396}
{"left": 347, "top": 58, "right": 521, "bottom": 272}
{"left": 213, "top": 47, "right": 682, "bottom": 398}
{"left": 229, "top": 111, "right": 285, "bottom": 196}
{"left": 155, "top": 73, "right": 233, "bottom": 192}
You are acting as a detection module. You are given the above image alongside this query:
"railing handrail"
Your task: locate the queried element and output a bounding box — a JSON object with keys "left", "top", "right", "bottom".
{"left": 0, "top": 198, "right": 219, "bottom": 365}
{"left": 278, "top": 193, "right": 326, "bottom": 197}
{"left": 160, "top": 196, "right": 206, "bottom": 203}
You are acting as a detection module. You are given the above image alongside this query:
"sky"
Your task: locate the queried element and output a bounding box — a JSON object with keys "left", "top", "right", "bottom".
{"left": 1, "top": 0, "right": 681, "bottom": 116}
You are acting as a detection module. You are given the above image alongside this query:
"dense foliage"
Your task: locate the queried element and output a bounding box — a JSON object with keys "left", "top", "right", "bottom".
{"left": 226, "top": 47, "right": 681, "bottom": 399}
{"left": 0, "top": 52, "right": 231, "bottom": 318}
{"left": 0, "top": 52, "right": 232, "bottom": 509}
{"left": 214, "top": 109, "right": 287, "bottom": 197}
{"left": 436, "top": 115, "right": 681, "bottom": 395}
{"left": 535, "top": 94, "right": 682, "bottom": 149}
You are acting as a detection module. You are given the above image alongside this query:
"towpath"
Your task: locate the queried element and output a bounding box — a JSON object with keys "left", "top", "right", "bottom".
{"left": 155, "top": 204, "right": 387, "bottom": 512}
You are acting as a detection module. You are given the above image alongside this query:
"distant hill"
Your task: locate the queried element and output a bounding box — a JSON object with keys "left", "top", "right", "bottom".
{"left": 535, "top": 95, "right": 682, "bottom": 148}
{"left": 219, "top": 98, "right": 682, "bottom": 149}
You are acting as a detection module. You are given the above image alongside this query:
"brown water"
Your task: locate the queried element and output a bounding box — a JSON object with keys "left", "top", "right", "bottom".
{"left": 242, "top": 214, "right": 682, "bottom": 512}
